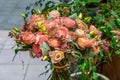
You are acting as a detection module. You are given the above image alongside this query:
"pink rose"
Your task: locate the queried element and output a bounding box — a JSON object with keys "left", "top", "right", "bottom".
{"left": 22, "top": 32, "right": 35, "bottom": 44}
{"left": 62, "top": 17, "right": 76, "bottom": 28}
{"left": 48, "top": 38, "right": 61, "bottom": 48}
{"left": 45, "top": 20, "right": 57, "bottom": 31}
{"left": 35, "top": 32, "right": 48, "bottom": 45}
{"left": 32, "top": 44, "right": 42, "bottom": 58}
{"left": 49, "top": 10, "right": 60, "bottom": 18}
{"left": 29, "top": 14, "right": 41, "bottom": 23}
{"left": 56, "top": 26, "right": 68, "bottom": 38}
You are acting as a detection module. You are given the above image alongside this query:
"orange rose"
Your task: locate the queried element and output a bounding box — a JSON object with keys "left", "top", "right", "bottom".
{"left": 22, "top": 32, "right": 35, "bottom": 44}
{"left": 77, "top": 37, "right": 90, "bottom": 48}
{"left": 49, "top": 50, "right": 64, "bottom": 64}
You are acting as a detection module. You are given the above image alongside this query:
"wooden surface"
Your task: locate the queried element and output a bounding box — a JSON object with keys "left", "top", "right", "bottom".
{"left": 98, "top": 55, "right": 120, "bottom": 80}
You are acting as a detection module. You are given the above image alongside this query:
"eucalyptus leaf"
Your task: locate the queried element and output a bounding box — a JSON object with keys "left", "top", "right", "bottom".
{"left": 69, "top": 13, "right": 77, "bottom": 20}
{"left": 40, "top": 42, "right": 50, "bottom": 56}
{"left": 47, "top": 16, "right": 53, "bottom": 20}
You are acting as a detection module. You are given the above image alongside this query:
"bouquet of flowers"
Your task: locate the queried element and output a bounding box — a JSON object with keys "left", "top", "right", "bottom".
{"left": 9, "top": 10, "right": 102, "bottom": 80}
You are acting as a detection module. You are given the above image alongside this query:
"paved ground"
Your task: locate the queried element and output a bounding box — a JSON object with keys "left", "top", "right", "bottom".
{"left": 0, "top": 31, "right": 51, "bottom": 80}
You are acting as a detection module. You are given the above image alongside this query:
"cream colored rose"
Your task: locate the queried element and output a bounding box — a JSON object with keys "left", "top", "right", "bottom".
{"left": 49, "top": 50, "right": 65, "bottom": 64}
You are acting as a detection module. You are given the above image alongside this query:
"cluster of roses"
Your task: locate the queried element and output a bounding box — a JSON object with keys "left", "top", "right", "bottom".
{"left": 10, "top": 10, "right": 102, "bottom": 64}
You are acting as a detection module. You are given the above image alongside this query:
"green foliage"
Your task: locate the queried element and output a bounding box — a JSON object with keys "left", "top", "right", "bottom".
{"left": 40, "top": 42, "right": 50, "bottom": 56}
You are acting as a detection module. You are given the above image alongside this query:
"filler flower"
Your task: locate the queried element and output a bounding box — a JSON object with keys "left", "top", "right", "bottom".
{"left": 49, "top": 50, "right": 65, "bottom": 64}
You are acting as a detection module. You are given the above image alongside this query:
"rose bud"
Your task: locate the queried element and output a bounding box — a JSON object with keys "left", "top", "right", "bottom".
{"left": 22, "top": 32, "right": 35, "bottom": 44}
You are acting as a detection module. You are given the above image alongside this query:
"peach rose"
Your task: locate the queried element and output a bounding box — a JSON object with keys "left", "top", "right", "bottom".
{"left": 48, "top": 38, "right": 61, "bottom": 48}
{"left": 22, "top": 32, "right": 35, "bottom": 44}
{"left": 75, "top": 29, "right": 85, "bottom": 37}
{"left": 49, "top": 50, "right": 64, "bottom": 64}
{"left": 76, "top": 19, "right": 88, "bottom": 30}
{"left": 77, "top": 37, "right": 93, "bottom": 48}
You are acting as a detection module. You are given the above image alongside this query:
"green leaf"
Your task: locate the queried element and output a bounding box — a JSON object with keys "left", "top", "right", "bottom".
{"left": 69, "top": 13, "right": 78, "bottom": 20}
{"left": 80, "top": 73, "right": 86, "bottom": 80}
{"left": 93, "top": 72, "right": 98, "bottom": 80}
{"left": 15, "top": 49, "right": 19, "bottom": 54}
{"left": 20, "top": 13, "right": 27, "bottom": 19}
{"left": 31, "top": 9, "right": 37, "bottom": 14}
{"left": 47, "top": 16, "right": 53, "bottom": 20}
{"left": 110, "top": 37, "right": 116, "bottom": 48}
{"left": 40, "top": 42, "right": 50, "bottom": 56}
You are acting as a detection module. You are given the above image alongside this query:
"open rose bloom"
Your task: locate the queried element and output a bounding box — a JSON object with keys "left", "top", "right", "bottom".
{"left": 9, "top": 10, "right": 102, "bottom": 65}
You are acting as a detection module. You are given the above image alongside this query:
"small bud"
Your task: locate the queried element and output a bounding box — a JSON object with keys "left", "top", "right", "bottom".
{"left": 42, "top": 56, "right": 48, "bottom": 61}
{"left": 78, "top": 13, "right": 82, "bottom": 19}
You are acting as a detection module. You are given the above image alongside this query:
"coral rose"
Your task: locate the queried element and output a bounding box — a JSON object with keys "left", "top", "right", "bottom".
{"left": 62, "top": 17, "right": 76, "bottom": 28}
{"left": 32, "top": 44, "right": 42, "bottom": 58}
{"left": 56, "top": 26, "right": 69, "bottom": 38}
{"left": 49, "top": 50, "right": 64, "bottom": 64}
{"left": 48, "top": 38, "right": 60, "bottom": 48}
{"left": 22, "top": 32, "right": 35, "bottom": 44}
